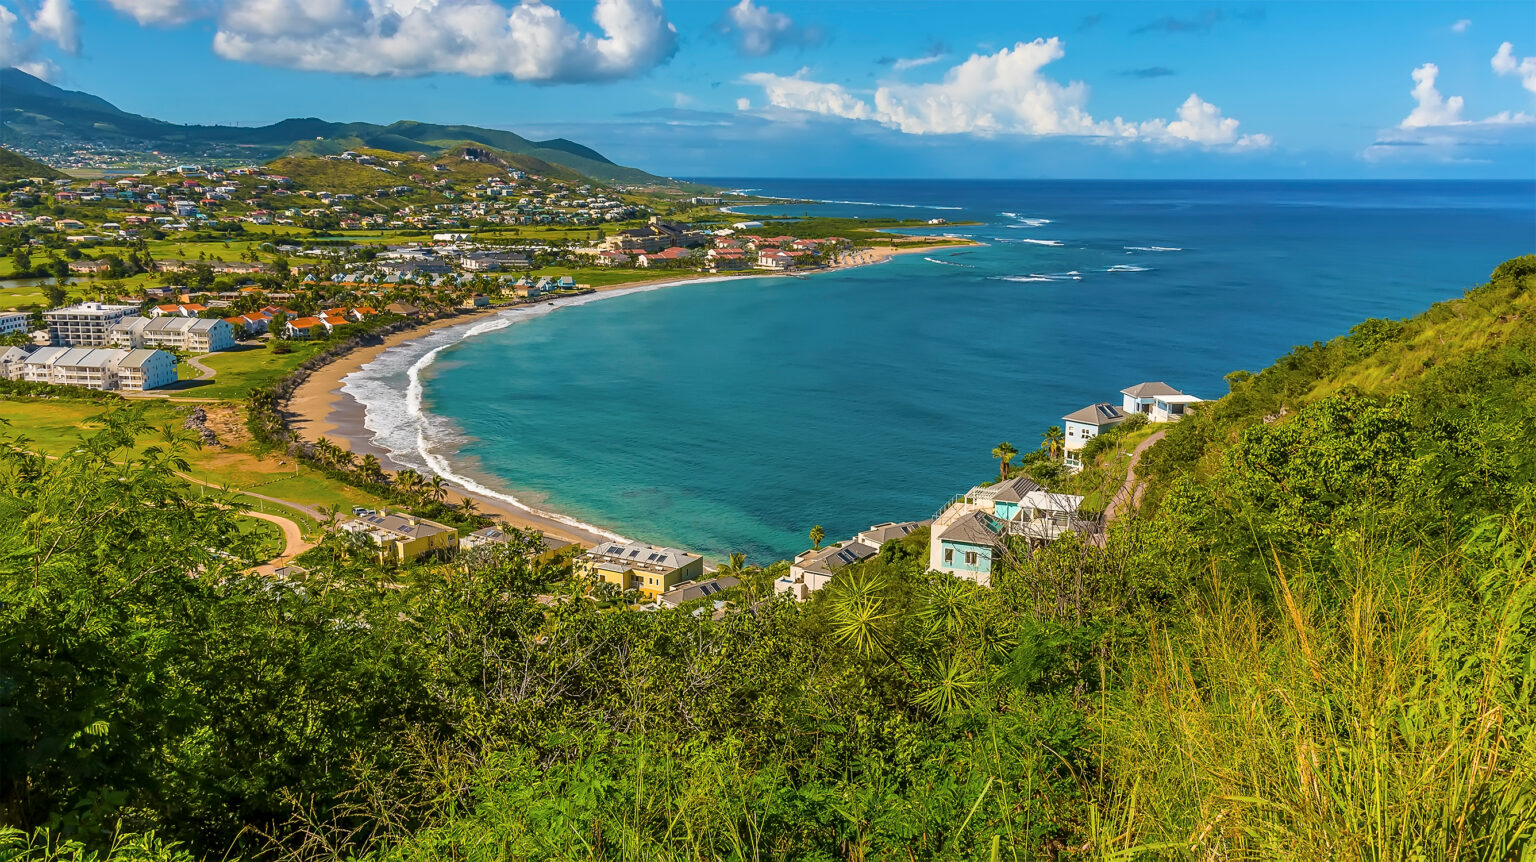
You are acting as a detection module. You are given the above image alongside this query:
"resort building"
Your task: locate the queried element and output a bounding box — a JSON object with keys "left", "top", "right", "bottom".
{"left": 576, "top": 540, "right": 704, "bottom": 600}
{"left": 284, "top": 317, "right": 331, "bottom": 339}
{"left": 43, "top": 302, "right": 139, "bottom": 346}
{"left": 927, "top": 476, "right": 1087, "bottom": 586}
{"left": 340, "top": 510, "right": 458, "bottom": 563}
{"left": 0, "top": 311, "right": 28, "bottom": 336}
{"left": 775, "top": 519, "right": 930, "bottom": 600}
{"left": 1062, "top": 402, "right": 1126, "bottom": 469}
{"left": 110, "top": 316, "right": 236, "bottom": 353}
{"left": 6, "top": 346, "right": 177, "bottom": 391}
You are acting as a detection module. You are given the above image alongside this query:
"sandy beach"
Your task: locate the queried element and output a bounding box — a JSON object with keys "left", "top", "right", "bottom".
{"left": 281, "top": 241, "right": 964, "bottom": 548}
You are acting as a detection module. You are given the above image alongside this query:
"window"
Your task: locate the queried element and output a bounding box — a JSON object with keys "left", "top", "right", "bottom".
{"left": 943, "top": 548, "right": 954, "bottom": 564}
{"left": 965, "top": 551, "right": 978, "bottom": 565}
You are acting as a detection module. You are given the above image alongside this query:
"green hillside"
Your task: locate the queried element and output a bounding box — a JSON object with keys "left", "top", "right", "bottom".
{"left": 2, "top": 260, "right": 1532, "bottom": 860}
{"left": 0, "top": 67, "right": 677, "bottom": 187}
{"left": 0, "top": 145, "right": 66, "bottom": 180}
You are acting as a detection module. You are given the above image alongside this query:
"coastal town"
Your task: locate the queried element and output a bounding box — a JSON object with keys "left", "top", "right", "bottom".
{"left": 0, "top": 147, "right": 1204, "bottom": 612}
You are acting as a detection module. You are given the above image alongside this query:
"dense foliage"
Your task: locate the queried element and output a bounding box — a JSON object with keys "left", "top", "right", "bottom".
{"left": 2, "top": 259, "right": 1534, "bottom": 859}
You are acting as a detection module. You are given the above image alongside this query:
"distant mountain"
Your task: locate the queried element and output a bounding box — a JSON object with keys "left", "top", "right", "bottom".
{"left": 0, "top": 145, "right": 66, "bottom": 180}
{"left": 0, "top": 67, "right": 667, "bottom": 185}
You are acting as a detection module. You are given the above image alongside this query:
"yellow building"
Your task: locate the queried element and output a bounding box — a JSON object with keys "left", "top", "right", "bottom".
{"left": 342, "top": 510, "right": 458, "bottom": 563}
{"left": 576, "top": 540, "right": 704, "bottom": 599}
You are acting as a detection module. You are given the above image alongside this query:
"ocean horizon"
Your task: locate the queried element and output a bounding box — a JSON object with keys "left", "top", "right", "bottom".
{"left": 341, "top": 179, "right": 1536, "bottom": 563}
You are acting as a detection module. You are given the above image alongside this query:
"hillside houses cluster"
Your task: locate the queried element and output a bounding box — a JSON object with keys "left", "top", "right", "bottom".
{"left": 2, "top": 161, "right": 647, "bottom": 235}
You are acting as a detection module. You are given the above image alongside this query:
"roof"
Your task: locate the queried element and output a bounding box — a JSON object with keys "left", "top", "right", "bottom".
{"left": 858, "top": 519, "right": 931, "bottom": 545}
{"left": 1155, "top": 393, "right": 1204, "bottom": 405}
{"left": 983, "top": 475, "right": 1045, "bottom": 504}
{"left": 799, "top": 541, "right": 877, "bottom": 577}
{"left": 1062, "top": 402, "right": 1126, "bottom": 426}
{"left": 1121, "top": 381, "right": 1182, "bottom": 398}
{"left": 936, "top": 511, "right": 1005, "bottom": 548}
{"left": 116, "top": 349, "right": 165, "bottom": 368}
{"left": 287, "top": 316, "right": 325, "bottom": 329}
{"left": 586, "top": 540, "right": 701, "bottom": 572}
{"left": 658, "top": 576, "right": 740, "bottom": 607}
{"left": 347, "top": 511, "right": 454, "bottom": 540}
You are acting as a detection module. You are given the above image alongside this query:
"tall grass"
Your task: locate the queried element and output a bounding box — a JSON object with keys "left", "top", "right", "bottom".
{"left": 1092, "top": 512, "right": 1536, "bottom": 859}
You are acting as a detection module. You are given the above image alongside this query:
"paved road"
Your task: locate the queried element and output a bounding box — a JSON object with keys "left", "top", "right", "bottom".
{"left": 1102, "top": 429, "right": 1167, "bottom": 524}
{"left": 183, "top": 352, "right": 218, "bottom": 380}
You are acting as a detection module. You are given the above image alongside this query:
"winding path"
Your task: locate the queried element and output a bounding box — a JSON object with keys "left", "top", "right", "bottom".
{"left": 183, "top": 352, "right": 218, "bottom": 380}
{"left": 1101, "top": 429, "right": 1167, "bottom": 525}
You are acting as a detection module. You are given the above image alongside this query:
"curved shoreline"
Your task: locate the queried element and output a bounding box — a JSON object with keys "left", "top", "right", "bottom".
{"left": 283, "top": 242, "right": 969, "bottom": 550}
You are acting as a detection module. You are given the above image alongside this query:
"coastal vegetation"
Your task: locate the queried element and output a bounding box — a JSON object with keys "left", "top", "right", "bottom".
{"left": 2, "top": 257, "right": 1531, "bottom": 859}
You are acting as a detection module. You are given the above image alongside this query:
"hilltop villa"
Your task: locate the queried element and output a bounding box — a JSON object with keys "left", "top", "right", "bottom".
{"left": 1063, "top": 382, "right": 1205, "bottom": 470}
{"left": 927, "top": 476, "right": 1086, "bottom": 586}
{"left": 340, "top": 510, "right": 458, "bottom": 563}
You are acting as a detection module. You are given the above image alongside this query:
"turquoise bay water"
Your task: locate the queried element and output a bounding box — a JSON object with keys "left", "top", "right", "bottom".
{"left": 348, "top": 181, "right": 1535, "bottom": 563}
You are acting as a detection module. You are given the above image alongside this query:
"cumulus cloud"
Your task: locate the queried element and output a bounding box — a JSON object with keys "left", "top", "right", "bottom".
{"left": 0, "top": 0, "right": 79, "bottom": 77}
{"left": 1402, "top": 63, "right": 1465, "bottom": 128}
{"left": 1369, "top": 59, "right": 1534, "bottom": 162}
{"left": 29, "top": 0, "right": 80, "bottom": 54}
{"left": 96, "top": 0, "right": 678, "bottom": 82}
{"left": 1451, "top": 19, "right": 1470, "bottom": 34}
{"left": 716, "top": 0, "right": 819, "bottom": 57}
{"left": 741, "top": 38, "right": 1270, "bottom": 150}
{"left": 1492, "top": 42, "right": 1536, "bottom": 93}
{"left": 1400, "top": 61, "right": 1532, "bottom": 128}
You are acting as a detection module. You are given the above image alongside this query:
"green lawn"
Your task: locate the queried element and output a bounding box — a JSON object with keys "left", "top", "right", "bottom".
{"left": 187, "top": 342, "right": 328, "bottom": 400}
{"left": 0, "top": 396, "right": 384, "bottom": 533}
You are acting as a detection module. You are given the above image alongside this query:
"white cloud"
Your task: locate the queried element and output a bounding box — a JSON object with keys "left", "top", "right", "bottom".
{"left": 103, "top": 0, "right": 209, "bottom": 26}
{"left": 742, "top": 39, "right": 1270, "bottom": 150}
{"left": 1451, "top": 19, "right": 1470, "bottom": 34}
{"left": 717, "top": 0, "right": 818, "bottom": 57}
{"left": 0, "top": 5, "right": 21, "bottom": 68}
{"left": 29, "top": 0, "right": 80, "bottom": 54}
{"left": 1, "top": 0, "right": 78, "bottom": 74}
{"left": 98, "top": 0, "right": 677, "bottom": 82}
{"left": 1492, "top": 42, "right": 1536, "bottom": 93}
{"left": 1402, "top": 63, "right": 1465, "bottom": 128}
{"left": 1399, "top": 60, "right": 1533, "bottom": 129}
{"left": 735, "top": 96, "right": 750, "bottom": 110}
{"left": 892, "top": 52, "right": 944, "bottom": 71}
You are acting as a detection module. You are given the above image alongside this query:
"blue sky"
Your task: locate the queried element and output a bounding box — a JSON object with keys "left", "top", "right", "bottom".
{"left": 3, "top": 0, "right": 1535, "bottom": 177}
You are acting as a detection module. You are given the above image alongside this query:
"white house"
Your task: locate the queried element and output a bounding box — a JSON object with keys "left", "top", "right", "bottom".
{"left": 1062, "top": 403, "right": 1126, "bottom": 469}
{"left": 1151, "top": 393, "right": 1203, "bottom": 423}
{"left": 1120, "top": 381, "right": 1182, "bottom": 416}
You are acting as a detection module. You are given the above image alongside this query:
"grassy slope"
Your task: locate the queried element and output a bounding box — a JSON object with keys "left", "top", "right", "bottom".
{"left": 0, "top": 145, "right": 66, "bottom": 180}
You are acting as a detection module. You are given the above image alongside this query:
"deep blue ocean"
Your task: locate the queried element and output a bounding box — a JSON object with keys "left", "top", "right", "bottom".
{"left": 342, "top": 180, "right": 1536, "bottom": 563}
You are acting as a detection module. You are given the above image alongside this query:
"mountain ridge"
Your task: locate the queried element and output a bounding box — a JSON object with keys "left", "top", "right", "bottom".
{"left": 0, "top": 67, "right": 665, "bottom": 185}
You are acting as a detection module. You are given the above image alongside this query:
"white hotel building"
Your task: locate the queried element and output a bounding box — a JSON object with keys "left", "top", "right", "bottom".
{"left": 43, "top": 302, "right": 139, "bottom": 347}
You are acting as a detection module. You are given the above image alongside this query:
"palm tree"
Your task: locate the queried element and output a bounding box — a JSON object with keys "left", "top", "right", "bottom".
{"left": 1041, "top": 426, "right": 1065, "bottom": 460}
{"left": 396, "top": 468, "right": 422, "bottom": 497}
{"left": 809, "top": 525, "right": 825, "bottom": 550}
{"left": 358, "top": 454, "right": 382, "bottom": 482}
{"left": 427, "top": 475, "right": 447, "bottom": 504}
{"left": 458, "top": 496, "right": 478, "bottom": 518}
{"left": 992, "top": 441, "right": 1018, "bottom": 481}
